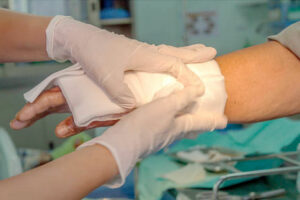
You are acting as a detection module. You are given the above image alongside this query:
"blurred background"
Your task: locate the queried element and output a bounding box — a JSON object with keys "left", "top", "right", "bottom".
{"left": 0, "top": 0, "right": 299, "bottom": 199}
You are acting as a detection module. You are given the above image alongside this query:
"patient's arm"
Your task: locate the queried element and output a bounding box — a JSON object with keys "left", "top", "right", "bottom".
{"left": 10, "top": 41, "right": 300, "bottom": 135}
{"left": 217, "top": 41, "right": 300, "bottom": 123}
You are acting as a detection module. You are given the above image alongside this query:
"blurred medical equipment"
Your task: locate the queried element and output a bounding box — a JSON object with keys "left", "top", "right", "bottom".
{"left": 212, "top": 150, "right": 300, "bottom": 200}
{"left": 169, "top": 146, "right": 243, "bottom": 173}
{"left": 16, "top": 133, "right": 91, "bottom": 171}
{"left": 171, "top": 146, "right": 242, "bottom": 163}
{"left": 137, "top": 118, "right": 300, "bottom": 200}
{"left": 255, "top": 0, "right": 300, "bottom": 37}
{"left": 176, "top": 188, "right": 286, "bottom": 200}
{"left": 50, "top": 132, "right": 91, "bottom": 159}
{"left": 161, "top": 149, "right": 300, "bottom": 200}
{"left": 18, "top": 148, "right": 52, "bottom": 171}
{"left": 0, "top": 128, "right": 22, "bottom": 180}
{"left": 162, "top": 163, "right": 207, "bottom": 185}
{"left": 268, "top": 0, "right": 300, "bottom": 32}
{"left": 297, "top": 143, "right": 300, "bottom": 193}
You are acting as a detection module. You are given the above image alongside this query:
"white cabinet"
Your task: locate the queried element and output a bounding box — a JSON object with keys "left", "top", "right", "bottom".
{"left": 134, "top": 0, "right": 270, "bottom": 55}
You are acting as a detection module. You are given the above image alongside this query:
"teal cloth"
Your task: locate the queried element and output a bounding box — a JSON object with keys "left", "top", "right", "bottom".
{"left": 137, "top": 118, "right": 300, "bottom": 200}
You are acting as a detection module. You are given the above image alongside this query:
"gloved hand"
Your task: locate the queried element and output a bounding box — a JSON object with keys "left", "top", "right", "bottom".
{"left": 78, "top": 85, "right": 227, "bottom": 187}
{"left": 46, "top": 16, "right": 217, "bottom": 108}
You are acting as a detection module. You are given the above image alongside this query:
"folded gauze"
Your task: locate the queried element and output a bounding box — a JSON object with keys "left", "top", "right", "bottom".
{"left": 24, "top": 60, "right": 227, "bottom": 129}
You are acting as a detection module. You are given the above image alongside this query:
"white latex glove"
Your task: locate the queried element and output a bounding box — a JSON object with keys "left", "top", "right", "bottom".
{"left": 78, "top": 85, "right": 227, "bottom": 187}
{"left": 46, "top": 16, "right": 217, "bottom": 108}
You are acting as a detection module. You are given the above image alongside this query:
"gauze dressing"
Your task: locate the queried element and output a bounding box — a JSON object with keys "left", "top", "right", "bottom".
{"left": 24, "top": 60, "right": 227, "bottom": 128}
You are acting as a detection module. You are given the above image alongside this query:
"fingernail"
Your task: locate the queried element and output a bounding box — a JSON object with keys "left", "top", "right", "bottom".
{"left": 55, "top": 126, "right": 69, "bottom": 138}
{"left": 10, "top": 119, "right": 27, "bottom": 130}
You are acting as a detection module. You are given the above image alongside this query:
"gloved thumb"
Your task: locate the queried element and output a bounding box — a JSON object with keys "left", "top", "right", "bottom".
{"left": 174, "top": 112, "right": 228, "bottom": 138}
{"left": 101, "top": 74, "right": 136, "bottom": 109}
{"left": 158, "top": 44, "right": 217, "bottom": 63}
{"left": 167, "top": 84, "right": 205, "bottom": 113}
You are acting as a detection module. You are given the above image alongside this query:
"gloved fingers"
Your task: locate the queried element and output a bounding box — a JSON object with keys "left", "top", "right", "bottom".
{"left": 181, "top": 44, "right": 217, "bottom": 62}
{"left": 181, "top": 44, "right": 206, "bottom": 50}
{"left": 168, "top": 61, "right": 204, "bottom": 86}
{"left": 128, "top": 49, "right": 203, "bottom": 86}
{"left": 158, "top": 44, "right": 217, "bottom": 63}
{"left": 174, "top": 113, "right": 228, "bottom": 136}
{"left": 101, "top": 74, "right": 136, "bottom": 109}
{"left": 55, "top": 116, "right": 119, "bottom": 138}
{"left": 10, "top": 87, "right": 69, "bottom": 130}
{"left": 188, "top": 113, "right": 227, "bottom": 132}
{"left": 166, "top": 85, "right": 204, "bottom": 114}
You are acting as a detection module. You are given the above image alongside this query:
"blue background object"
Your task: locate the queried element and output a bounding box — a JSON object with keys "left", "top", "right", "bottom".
{"left": 100, "top": 8, "right": 130, "bottom": 19}
{"left": 100, "top": 0, "right": 130, "bottom": 19}
{"left": 102, "top": 0, "right": 114, "bottom": 8}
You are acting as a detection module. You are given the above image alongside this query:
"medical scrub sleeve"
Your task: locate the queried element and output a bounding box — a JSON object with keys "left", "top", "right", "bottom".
{"left": 268, "top": 21, "right": 300, "bottom": 58}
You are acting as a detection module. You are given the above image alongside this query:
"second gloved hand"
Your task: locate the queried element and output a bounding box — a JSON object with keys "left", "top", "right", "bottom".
{"left": 78, "top": 85, "right": 227, "bottom": 187}
{"left": 46, "top": 16, "right": 217, "bottom": 109}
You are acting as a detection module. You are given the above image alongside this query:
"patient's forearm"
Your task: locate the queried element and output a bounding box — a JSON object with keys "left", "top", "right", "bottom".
{"left": 216, "top": 41, "right": 300, "bottom": 123}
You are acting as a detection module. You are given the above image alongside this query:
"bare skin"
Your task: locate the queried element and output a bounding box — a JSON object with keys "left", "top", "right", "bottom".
{"left": 0, "top": 9, "right": 51, "bottom": 62}
{"left": 0, "top": 145, "right": 118, "bottom": 200}
{"left": 217, "top": 41, "right": 300, "bottom": 123}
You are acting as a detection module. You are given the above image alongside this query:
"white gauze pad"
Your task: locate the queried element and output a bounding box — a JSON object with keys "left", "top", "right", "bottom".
{"left": 24, "top": 60, "right": 227, "bottom": 127}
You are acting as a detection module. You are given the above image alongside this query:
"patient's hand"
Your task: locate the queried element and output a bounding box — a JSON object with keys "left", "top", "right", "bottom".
{"left": 10, "top": 87, "right": 118, "bottom": 138}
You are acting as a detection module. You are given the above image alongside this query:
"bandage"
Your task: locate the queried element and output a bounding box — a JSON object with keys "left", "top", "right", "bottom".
{"left": 24, "top": 60, "right": 227, "bottom": 128}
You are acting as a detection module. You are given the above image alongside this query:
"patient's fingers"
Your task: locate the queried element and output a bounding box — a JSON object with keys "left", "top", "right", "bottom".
{"left": 10, "top": 103, "right": 65, "bottom": 129}
{"left": 55, "top": 116, "right": 119, "bottom": 138}
{"left": 16, "top": 87, "right": 67, "bottom": 121}
{"left": 10, "top": 87, "right": 68, "bottom": 130}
